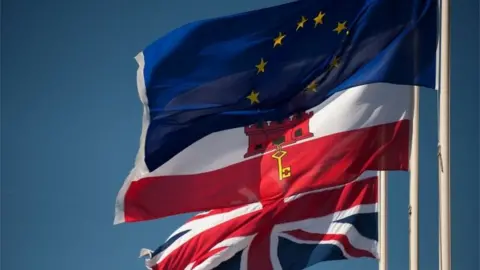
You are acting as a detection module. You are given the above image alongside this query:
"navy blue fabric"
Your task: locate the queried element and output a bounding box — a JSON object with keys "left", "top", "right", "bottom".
{"left": 278, "top": 241, "right": 348, "bottom": 270}
{"left": 214, "top": 251, "right": 243, "bottom": 270}
{"left": 141, "top": 0, "right": 437, "bottom": 172}
{"left": 335, "top": 212, "right": 378, "bottom": 241}
{"left": 276, "top": 212, "right": 378, "bottom": 269}
{"left": 151, "top": 230, "right": 190, "bottom": 257}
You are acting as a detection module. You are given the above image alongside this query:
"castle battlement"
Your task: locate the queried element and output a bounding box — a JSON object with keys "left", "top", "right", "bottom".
{"left": 244, "top": 111, "right": 314, "bottom": 134}
{"left": 243, "top": 111, "right": 314, "bottom": 158}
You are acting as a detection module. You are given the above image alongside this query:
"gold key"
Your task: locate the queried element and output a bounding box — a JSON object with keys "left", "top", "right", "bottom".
{"left": 271, "top": 146, "right": 291, "bottom": 181}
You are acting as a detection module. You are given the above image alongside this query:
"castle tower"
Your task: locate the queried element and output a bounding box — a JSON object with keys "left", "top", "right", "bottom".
{"left": 243, "top": 111, "right": 314, "bottom": 158}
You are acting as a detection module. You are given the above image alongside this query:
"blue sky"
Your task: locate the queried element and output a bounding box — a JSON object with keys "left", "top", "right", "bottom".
{"left": 1, "top": 0, "right": 478, "bottom": 269}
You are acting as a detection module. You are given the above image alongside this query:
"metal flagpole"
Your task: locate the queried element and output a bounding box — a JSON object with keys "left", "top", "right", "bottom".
{"left": 438, "top": 173, "right": 443, "bottom": 270}
{"left": 409, "top": 1, "right": 422, "bottom": 264}
{"left": 438, "top": 147, "right": 442, "bottom": 270}
{"left": 435, "top": 0, "right": 442, "bottom": 268}
{"left": 378, "top": 170, "right": 388, "bottom": 270}
{"left": 409, "top": 86, "right": 420, "bottom": 270}
{"left": 438, "top": 0, "right": 451, "bottom": 268}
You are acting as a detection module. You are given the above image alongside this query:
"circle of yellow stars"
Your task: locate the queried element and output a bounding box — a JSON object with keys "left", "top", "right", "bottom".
{"left": 246, "top": 11, "right": 349, "bottom": 105}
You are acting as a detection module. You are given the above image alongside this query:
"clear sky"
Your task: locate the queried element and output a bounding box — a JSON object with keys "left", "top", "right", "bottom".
{"left": 1, "top": 0, "right": 478, "bottom": 270}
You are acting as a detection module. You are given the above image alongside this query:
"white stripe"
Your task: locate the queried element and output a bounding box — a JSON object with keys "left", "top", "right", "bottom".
{"left": 284, "top": 170, "right": 377, "bottom": 202}
{"left": 240, "top": 243, "right": 250, "bottom": 270}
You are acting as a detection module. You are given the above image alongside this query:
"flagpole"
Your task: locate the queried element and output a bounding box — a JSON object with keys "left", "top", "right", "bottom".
{"left": 438, "top": 152, "right": 442, "bottom": 270}
{"left": 438, "top": 176, "right": 442, "bottom": 270}
{"left": 409, "top": 86, "right": 420, "bottom": 270}
{"left": 378, "top": 170, "right": 388, "bottom": 270}
{"left": 438, "top": 0, "right": 451, "bottom": 269}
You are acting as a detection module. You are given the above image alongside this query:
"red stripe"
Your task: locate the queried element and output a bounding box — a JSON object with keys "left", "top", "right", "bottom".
{"left": 125, "top": 120, "right": 408, "bottom": 222}
{"left": 285, "top": 230, "right": 376, "bottom": 258}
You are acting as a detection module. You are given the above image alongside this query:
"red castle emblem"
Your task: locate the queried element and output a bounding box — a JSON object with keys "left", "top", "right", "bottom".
{"left": 243, "top": 111, "right": 314, "bottom": 158}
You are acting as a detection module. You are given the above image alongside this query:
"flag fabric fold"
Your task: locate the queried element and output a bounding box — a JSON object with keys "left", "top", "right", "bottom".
{"left": 143, "top": 172, "right": 379, "bottom": 270}
{"left": 115, "top": 0, "right": 437, "bottom": 223}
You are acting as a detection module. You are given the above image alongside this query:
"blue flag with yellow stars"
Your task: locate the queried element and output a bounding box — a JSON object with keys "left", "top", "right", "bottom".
{"left": 115, "top": 0, "right": 437, "bottom": 223}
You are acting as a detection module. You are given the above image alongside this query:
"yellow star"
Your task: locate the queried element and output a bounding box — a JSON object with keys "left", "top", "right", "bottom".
{"left": 255, "top": 58, "right": 267, "bottom": 74}
{"left": 313, "top": 12, "right": 325, "bottom": 27}
{"left": 333, "top": 21, "right": 347, "bottom": 34}
{"left": 296, "top": 16, "right": 308, "bottom": 31}
{"left": 330, "top": 56, "right": 340, "bottom": 68}
{"left": 306, "top": 81, "right": 317, "bottom": 92}
{"left": 246, "top": 90, "right": 260, "bottom": 104}
{"left": 273, "top": 32, "right": 286, "bottom": 48}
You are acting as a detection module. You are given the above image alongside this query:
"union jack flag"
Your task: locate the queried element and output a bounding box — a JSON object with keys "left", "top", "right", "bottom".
{"left": 143, "top": 172, "right": 379, "bottom": 270}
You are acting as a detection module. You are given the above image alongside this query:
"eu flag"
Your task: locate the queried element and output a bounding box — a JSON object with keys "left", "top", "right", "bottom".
{"left": 138, "top": 0, "right": 437, "bottom": 172}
